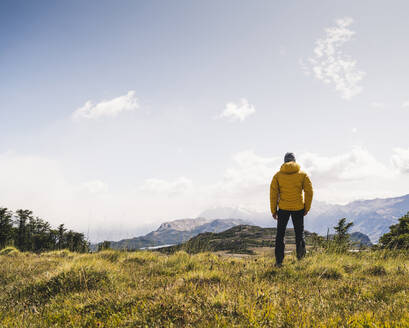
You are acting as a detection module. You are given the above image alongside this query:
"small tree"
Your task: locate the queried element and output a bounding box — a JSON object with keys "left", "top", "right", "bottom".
{"left": 379, "top": 211, "right": 409, "bottom": 250}
{"left": 324, "top": 218, "right": 354, "bottom": 253}
{"left": 334, "top": 218, "right": 354, "bottom": 244}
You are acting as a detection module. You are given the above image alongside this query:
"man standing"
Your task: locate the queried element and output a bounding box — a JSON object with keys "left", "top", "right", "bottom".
{"left": 270, "top": 152, "right": 313, "bottom": 267}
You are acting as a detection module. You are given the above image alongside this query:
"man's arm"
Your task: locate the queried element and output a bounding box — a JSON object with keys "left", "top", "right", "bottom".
{"left": 270, "top": 174, "right": 279, "bottom": 217}
{"left": 303, "top": 174, "right": 313, "bottom": 215}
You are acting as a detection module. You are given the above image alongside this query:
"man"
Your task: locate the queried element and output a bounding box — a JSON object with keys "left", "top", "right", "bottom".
{"left": 270, "top": 152, "right": 313, "bottom": 267}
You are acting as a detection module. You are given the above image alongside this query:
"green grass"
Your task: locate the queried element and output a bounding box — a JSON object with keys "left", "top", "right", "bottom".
{"left": 1, "top": 247, "right": 408, "bottom": 327}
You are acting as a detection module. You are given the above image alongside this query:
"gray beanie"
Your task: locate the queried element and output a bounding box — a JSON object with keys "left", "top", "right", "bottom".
{"left": 284, "top": 152, "right": 296, "bottom": 163}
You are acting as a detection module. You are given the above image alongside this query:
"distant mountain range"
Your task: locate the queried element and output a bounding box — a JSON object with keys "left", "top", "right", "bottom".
{"left": 98, "top": 218, "right": 251, "bottom": 250}
{"left": 94, "top": 194, "right": 409, "bottom": 250}
{"left": 199, "top": 194, "right": 409, "bottom": 243}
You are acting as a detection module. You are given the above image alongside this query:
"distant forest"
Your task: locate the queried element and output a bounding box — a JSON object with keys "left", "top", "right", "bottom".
{"left": 0, "top": 208, "right": 88, "bottom": 252}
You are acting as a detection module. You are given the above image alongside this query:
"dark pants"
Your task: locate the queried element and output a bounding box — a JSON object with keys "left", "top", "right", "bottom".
{"left": 275, "top": 208, "right": 306, "bottom": 264}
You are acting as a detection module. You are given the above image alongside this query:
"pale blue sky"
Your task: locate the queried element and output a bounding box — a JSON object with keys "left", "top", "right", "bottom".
{"left": 1, "top": 0, "right": 409, "bottom": 240}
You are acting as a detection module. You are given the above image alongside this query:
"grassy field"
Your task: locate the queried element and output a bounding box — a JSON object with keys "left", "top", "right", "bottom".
{"left": 0, "top": 246, "right": 408, "bottom": 327}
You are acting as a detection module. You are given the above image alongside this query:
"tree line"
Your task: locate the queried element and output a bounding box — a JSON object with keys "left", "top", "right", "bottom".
{"left": 0, "top": 208, "right": 89, "bottom": 252}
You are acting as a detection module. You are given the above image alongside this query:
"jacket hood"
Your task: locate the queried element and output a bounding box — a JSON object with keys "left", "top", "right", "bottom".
{"left": 280, "top": 161, "right": 301, "bottom": 174}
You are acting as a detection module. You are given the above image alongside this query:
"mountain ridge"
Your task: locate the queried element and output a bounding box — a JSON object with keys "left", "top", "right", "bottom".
{"left": 198, "top": 194, "right": 409, "bottom": 243}
{"left": 98, "top": 218, "right": 251, "bottom": 250}
{"left": 93, "top": 194, "right": 409, "bottom": 249}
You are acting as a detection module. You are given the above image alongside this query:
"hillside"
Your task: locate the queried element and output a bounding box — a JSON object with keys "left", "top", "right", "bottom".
{"left": 99, "top": 218, "right": 250, "bottom": 250}
{"left": 1, "top": 247, "right": 408, "bottom": 327}
{"left": 346, "top": 232, "right": 372, "bottom": 246}
{"left": 159, "top": 224, "right": 315, "bottom": 255}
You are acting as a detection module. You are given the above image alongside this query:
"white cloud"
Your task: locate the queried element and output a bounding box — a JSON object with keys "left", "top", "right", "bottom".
{"left": 218, "top": 98, "right": 255, "bottom": 122}
{"left": 307, "top": 17, "right": 365, "bottom": 99}
{"left": 207, "top": 147, "right": 407, "bottom": 207}
{"left": 221, "top": 150, "right": 280, "bottom": 190}
{"left": 370, "top": 102, "right": 385, "bottom": 109}
{"left": 201, "top": 151, "right": 281, "bottom": 210}
{"left": 279, "top": 45, "right": 287, "bottom": 56}
{"left": 299, "top": 58, "right": 311, "bottom": 76}
{"left": 391, "top": 148, "right": 409, "bottom": 174}
{"left": 402, "top": 100, "right": 409, "bottom": 109}
{"left": 72, "top": 90, "right": 139, "bottom": 120}
{"left": 210, "top": 148, "right": 390, "bottom": 196}
{"left": 352, "top": 127, "right": 358, "bottom": 133}
{"left": 140, "top": 177, "right": 193, "bottom": 195}
{"left": 0, "top": 152, "right": 72, "bottom": 205}
{"left": 80, "top": 180, "right": 109, "bottom": 194}
{"left": 299, "top": 147, "right": 391, "bottom": 186}
{"left": 198, "top": 147, "right": 401, "bottom": 210}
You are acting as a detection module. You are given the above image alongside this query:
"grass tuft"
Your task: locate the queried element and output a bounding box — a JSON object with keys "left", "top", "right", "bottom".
{"left": 309, "top": 266, "right": 343, "bottom": 279}
{"left": 16, "top": 265, "right": 110, "bottom": 306}
{"left": 0, "top": 246, "right": 21, "bottom": 257}
{"left": 41, "top": 249, "right": 74, "bottom": 258}
{"left": 364, "top": 264, "right": 387, "bottom": 276}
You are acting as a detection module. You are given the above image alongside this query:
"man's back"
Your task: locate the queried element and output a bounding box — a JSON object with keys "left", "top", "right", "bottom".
{"left": 270, "top": 153, "right": 313, "bottom": 267}
{"left": 270, "top": 161, "right": 313, "bottom": 215}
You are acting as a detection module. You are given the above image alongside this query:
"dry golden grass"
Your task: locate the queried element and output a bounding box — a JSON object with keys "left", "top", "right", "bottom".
{"left": 0, "top": 246, "right": 408, "bottom": 327}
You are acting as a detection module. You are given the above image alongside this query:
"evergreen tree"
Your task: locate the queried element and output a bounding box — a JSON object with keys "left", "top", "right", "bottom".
{"left": 324, "top": 218, "right": 354, "bottom": 253}
{"left": 334, "top": 218, "right": 354, "bottom": 245}
{"left": 379, "top": 211, "right": 409, "bottom": 249}
{"left": 15, "top": 210, "right": 33, "bottom": 251}
{"left": 72, "top": 232, "right": 89, "bottom": 252}
{"left": 57, "top": 224, "right": 67, "bottom": 249}
{"left": 27, "top": 217, "right": 54, "bottom": 252}
{"left": 0, "top": 208, "right": 14, "bottom": 248}
{"left": 65, "top": 230, "right": 75, "bottom": 251}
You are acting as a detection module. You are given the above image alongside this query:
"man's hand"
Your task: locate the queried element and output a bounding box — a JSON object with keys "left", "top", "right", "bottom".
{"left": 272, "top": 212, "right": 278, "bottom": 220}
{"left": 304, "top": 210, "right": 308, "bottom": 216}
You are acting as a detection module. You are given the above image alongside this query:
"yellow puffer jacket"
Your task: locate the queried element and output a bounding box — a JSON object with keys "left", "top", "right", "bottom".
{"left": 270, "top": 161, "right": 313, "bottom": 215}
